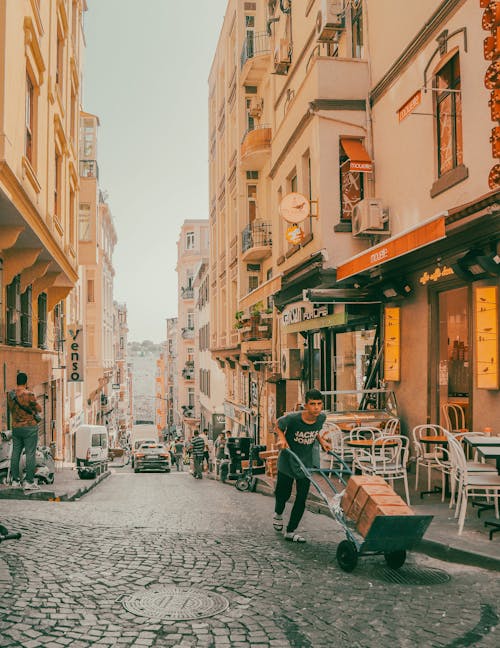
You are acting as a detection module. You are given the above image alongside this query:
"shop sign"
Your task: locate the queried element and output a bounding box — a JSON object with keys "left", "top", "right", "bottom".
{"left": 418, "top": 265, "right": 454, "bottom": 285}
{"left": 279, "top": 192, "right": 310, "bottom": 223}
{"left": 283, "top": 312, "right": 348, "bottom": 334}
{"left": 475, "top": 285, "right": 499, "bottom": 390}
{"left": 282, "top": 301, "right": 328, "bottom": 326}
{"left": 285, "top": 224, "right": 305, "bottom": 245}
{"left": 398, "top": 90, "right": 421, "bottom": 122}
{"left": 67, "top": 327, "right": 84, "bottom": 382}
{"left": 384, "top": 307, "right": 400, "bottom": 382}
{"left": 212, "top": 413, "right": 225, "bottom": 433}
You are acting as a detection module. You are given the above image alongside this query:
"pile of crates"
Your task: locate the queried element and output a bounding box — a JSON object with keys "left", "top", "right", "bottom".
{"left": 342, "top": 475, "right": 413, "bottom": 537}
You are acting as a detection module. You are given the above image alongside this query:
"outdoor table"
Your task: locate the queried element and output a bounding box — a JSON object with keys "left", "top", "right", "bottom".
{"left": 345, "top": 438, "right": 398, "bottom": 449}
{"left": 463, "top": 435, "right": 500, "bottom": 448}
{"left": 420, "top": 435, "right": 448, "bottom": 445}
{"left": 474, "top": 445, "right": 500, "bottom": 539}
{"left": 419, "top": 436, "right": 450, "bottom": 498}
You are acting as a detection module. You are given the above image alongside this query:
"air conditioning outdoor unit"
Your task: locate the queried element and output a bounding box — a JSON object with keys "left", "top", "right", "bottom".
{"left": 316, "top": 0, "right": 345, "bottom": 42}
{"left": 273, "top": 39, "right": 291, "bottom": 75}
{"left": 352, "top": 198, "right": 390, "bottom": 237}
{"left": 281, "top": 349, "right": 301, "bottom": 380}
{"left": 248, "top": 96, "right": 263, "bottom": 118}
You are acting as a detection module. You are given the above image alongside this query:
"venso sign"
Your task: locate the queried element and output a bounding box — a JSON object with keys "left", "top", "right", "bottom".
{"left": 67, "top": 327, "right": 84, "bottom": 382}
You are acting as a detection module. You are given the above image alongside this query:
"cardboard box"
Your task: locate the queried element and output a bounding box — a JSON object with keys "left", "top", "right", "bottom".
{"left": 356, "top": 501, "right": 412, "bottom": 538}
{"left": 345, "top": 484, "right": 395, "bottom": 521}
{"left": 342, "top": 475, "right": 388, "bottom": 516}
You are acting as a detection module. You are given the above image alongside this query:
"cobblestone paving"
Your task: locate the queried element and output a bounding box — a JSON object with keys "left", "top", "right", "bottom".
{"left": 0, "top": 472, "right": 499, "bottom": 647}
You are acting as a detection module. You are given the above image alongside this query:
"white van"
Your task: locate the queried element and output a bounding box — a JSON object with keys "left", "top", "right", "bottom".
{"left": 75, "top": 425, "right": 109, "bottom": 479}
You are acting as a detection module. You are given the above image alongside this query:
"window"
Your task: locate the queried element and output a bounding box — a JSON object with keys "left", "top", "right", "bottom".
{"left": 79, "top": 203, "right": 91, "bottom": 240}
{"left": 25, "top": 74, "right": 34, "bottom": 163}
{"left": 247, "top": 185, "right": 257, "bottom": 223}
{"left": 188, "top": 388, "right": 195, "bottom": 408}
{"left": 6, "top": 275, "right": 21, "bottom": 345}
{"left": 69, "top": 188, "right": 76, "bottom": 248}
{"left": 435, "top": 54, "right": 463, "bottom": 177}
{"left": 20, "top": 286, "right": 33, "bottom": 347}
{"left": 56, "top": 29, "right": 64, "bottom": 90}
{"left": 37, "top": 293, "right": 47, "bottom": 349}
{"left": 54, "top": 150, "right": 62, "bottom": 220}
{"left": 339, "top": 143, "right": 364, "bottom": 221}
{"left": 351, "top": 1, "right": 364, "bottom": 58}
{"left": 249, "top": 275, "right": 259, "bottom": 292}
{"left": 245, "top": 98, "right": 255, "bottom": 132}
{"left": 186, "top": 231, "right": 195, "bottom": 250}
{"left": 87, "top": 279, "right": 95, "bottom": 303}
{"left": 53, "top": 302, "right": 64, "bottom": 352}
{"left": 187, "top": 310, "right": 194, "bottom": 329}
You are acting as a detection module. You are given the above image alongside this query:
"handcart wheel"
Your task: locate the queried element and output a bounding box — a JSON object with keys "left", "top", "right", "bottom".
{"left": 384, "top": 550, "right": 407, "bottom": 569}
{"left": 336, "top": 540, "right": 358, "bottom": 572}
{"left": 235, "top": 476, "right": 252, "bottom": 492}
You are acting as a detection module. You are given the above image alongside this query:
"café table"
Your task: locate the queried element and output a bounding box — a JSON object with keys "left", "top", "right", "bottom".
{"left": 419, "top": 435, "right": 450, "bottom": 498}
{"left": 345, "top": 438, "right": 398, "bottom": 475}
{"left": 475, "top": 445, "right": 500, "bottom": 539}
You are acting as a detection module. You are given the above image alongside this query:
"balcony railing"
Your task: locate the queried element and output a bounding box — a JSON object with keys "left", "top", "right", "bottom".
{"left": 181, "top": 327, "right": 195, "bottom": 339}
{"left": 241, "top": 31, "right": 271, "bottom": 69}
{"left": 242, "top": 221, "right": 272, "bottom": 254}
{"left": 80, "top": 159, "right": 99, "bottom": 179}
{"left": 181, "top": 286, "right": 194, "bottom": 299}
{"left": 240, "top": 125, "right": 271, "bottom": 170}
{"left": 182, "top": 368, "right": 194, "bottom": 380}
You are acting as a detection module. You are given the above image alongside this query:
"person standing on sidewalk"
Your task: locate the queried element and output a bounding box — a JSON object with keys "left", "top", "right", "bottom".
{"left": 273, "top": 389, "right": 330, "bottom": 542}
{"left": 189, "top": 430, "right": 205, "bottom": 479}
{"left": 7, "top": 372, "right": 42, "bottom": 491}
{"left": 173, "top": 437, "right": 185, "bottom": 472}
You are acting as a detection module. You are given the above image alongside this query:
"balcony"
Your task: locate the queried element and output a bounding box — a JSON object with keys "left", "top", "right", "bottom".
{"left": 181, "top": 405, "right": 197, "bottom": 420}
{"left": 181, "top": 327, "right": 195, "bottom": 339}
{"left": 240, "top": 125, "right": 271, "bottom": 171}
{"left": 79, "top": 159, "right": 99, "bottom": 179}
{"left": 241, "top": 221, "right": 272, "bottom": 262}
{"left": 180, "top": 286, "right": 194, "bottom": 300}
{"left": 181, "top": 368, "right": 194, "bottom": 381}
{"left": 240, "top": 32, "right": 271, "bottom": 84}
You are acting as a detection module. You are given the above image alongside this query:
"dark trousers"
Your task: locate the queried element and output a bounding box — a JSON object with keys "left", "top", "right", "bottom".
{"left": 10, "top": 426, "right": 38, "bottom": 483}
{"left": 274, "top": 471, "right": 311, "bottom": 533}
{"left": 193, "top": 455, "right": 204, "bottom": 478}
{"left": 174, "top": 454, "right": 183, "bottom": 471}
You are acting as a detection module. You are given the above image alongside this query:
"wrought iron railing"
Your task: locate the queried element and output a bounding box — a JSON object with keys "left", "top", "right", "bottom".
{"left": 242, "top": 221, "right": 272, "bottom": 253}
{"left": 240, "top": 31, "right": 271, "bottom": 69}
{"left": 181, "top": 286, "right": 194, "bottom": 299}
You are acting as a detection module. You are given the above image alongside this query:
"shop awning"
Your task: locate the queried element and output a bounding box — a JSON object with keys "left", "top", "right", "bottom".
{"left": 340, "top": 138, "right": 373, "bottom": 173}
{"left": 239, "top": 274, "right": 282, "bottom": 311}
{"left": 336, "top": 213, "right": 447, "bottom": 281}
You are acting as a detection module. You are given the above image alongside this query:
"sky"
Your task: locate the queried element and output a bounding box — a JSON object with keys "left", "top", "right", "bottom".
{"left": 83, "top": 0, "right": 228, "bottom": 343}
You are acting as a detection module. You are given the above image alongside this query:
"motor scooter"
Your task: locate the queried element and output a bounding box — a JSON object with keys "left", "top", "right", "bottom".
{"left": 0, "top": 430, "right": 55, "bottom": 485}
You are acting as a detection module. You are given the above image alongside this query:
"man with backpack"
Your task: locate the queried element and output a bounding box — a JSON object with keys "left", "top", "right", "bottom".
{"left": 7, "top": 372, "right": 42, "bottom": 491}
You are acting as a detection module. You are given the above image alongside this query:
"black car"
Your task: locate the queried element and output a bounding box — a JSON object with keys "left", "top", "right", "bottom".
{"left": 133, "top": 443, "right": 171, "bottom": 473}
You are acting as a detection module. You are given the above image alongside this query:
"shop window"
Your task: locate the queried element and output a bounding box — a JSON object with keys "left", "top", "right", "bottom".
{"left": 435, "top": 54, "right": 463, "bottom": 178}
{"left": 340, "top": 144, "right": 364, "bottom": 221}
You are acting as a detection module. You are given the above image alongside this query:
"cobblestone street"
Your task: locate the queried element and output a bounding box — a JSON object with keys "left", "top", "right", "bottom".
{"left": 0, "top": 470, "right": 499, "bottom": 648}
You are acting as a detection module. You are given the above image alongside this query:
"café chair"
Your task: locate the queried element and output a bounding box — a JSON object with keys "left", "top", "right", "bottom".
{"left": 441, "top": 403, "right": 468, "bottom": 436}
{"left": 348, "top": 426, "right": 384, "bottom": 475}
{"left": 444, "top": 431, "right": 500, "bottom": 534}
{"left": 320, "top": 422, "right": 351, "bottom": 466}
{"left": 381, "top": 417, "right": 400, "bottom": 436}
{"left": 412, "top": 424, "right": 449, "bottom": 496}
{"left": 357, "top": 435, "right": 411, "bottom": 505}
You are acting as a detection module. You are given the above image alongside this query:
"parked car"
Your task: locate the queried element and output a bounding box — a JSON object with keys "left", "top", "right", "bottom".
{"left": 75, "top": 425, "right": 108, "bottom": 479}
{"left": 134, "top": 442, "right": 171, "bottom": 473}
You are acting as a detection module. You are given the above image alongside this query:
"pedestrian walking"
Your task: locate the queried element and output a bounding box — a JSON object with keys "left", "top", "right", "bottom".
{"left": 214, "top": 432, "right": 226, "bottom": 477}
{"left": 173, "top": 437, "right": 185, "bottom": 472}
{"left": 273, "top": 389, "right": 331, "bottom": 542}
{"left": 7, "top": 372, "right": 42, "bottom": 491}
{"left": 189, "top": 430, "right": 206, "bottom": 479}
{"left": 201, "top": 428, "right": 210, "bottom": 472}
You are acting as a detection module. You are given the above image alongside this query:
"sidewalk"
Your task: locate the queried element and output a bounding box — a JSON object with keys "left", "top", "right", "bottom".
{"left": 214, "top": 468, "right": 500, "bottom": 571}
{"left": 0, "top": 461, "right": 115, "bottom": 501}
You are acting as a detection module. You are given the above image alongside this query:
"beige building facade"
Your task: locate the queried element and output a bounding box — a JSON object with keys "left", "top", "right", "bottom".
{"left": 210, "top": 0, "right": 500, "bottom": 443}
{"left": 0, "top": 0, "right": 87, "bottom": 459}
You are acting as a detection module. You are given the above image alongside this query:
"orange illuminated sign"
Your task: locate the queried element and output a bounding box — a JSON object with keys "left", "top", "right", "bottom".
{"left": 336, "top": 216, "right": 446, "bottom": 281}
{"left": 398, "top": 90, "right": 422, "bottom": 122}
{"left": 384, "top": 307, "right": 400, "bottom": 382}
{"left": 475, "top": 286, "right": 499, "bottom": 390}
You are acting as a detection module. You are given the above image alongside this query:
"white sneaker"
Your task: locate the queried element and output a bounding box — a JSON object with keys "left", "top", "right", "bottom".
{"left": 10, "top": 480, "right": 22, "bottom": 488}
{"left": 24, "top": 482, "right": 41, "bottom": 491}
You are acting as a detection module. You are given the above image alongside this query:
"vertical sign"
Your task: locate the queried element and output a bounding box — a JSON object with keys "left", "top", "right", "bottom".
{"left": 384, "top": 307, "right": 401, "bottom": 381}
{"left": 475, "top": 286, "right": 499, "bottom": 389}
{"left": 67, "top": 326, "right": 84, "bottom": 382}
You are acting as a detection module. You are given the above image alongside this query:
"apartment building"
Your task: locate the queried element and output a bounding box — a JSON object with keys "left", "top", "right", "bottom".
{"left": 210, "top": 0, "right": 500, "bottom": 442}
{"left": 176, "top": 220, "right": 209, "bottom": 438}
{"left": 113, "top": 301, "right": 132, "bottom": 445}
{"left": 193, "top": 260, "right": 225, "bottom": 439}
{"left": 78, "top": 112, "right": 118, "bottom": 429}
{"left": 0, "top": 0, "right": 86, "bottom": 458}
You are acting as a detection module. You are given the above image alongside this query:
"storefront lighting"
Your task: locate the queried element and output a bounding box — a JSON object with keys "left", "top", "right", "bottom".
{"left": 382, "top": 286, "right": 398, "bottom": 299}
{"left": 450, "top": 251, "right": 486, "bottom": 281}
{"left": 476, "top": 252, "right": 500, "bottom": 276}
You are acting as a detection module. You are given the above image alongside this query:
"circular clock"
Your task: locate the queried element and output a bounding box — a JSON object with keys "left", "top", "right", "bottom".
{"left": 279, "top": 192, "right": 311, "bottom": 223}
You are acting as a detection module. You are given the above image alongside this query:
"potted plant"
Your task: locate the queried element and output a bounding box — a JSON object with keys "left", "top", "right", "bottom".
{"left": 250, "top": 301, "right": 264, "bottom": 319}
{"left": 234, "top": 310, "right": 245, "bottom": 330}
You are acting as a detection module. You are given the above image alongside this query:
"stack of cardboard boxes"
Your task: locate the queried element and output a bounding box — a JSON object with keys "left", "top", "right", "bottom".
{"left": 259, "top": 449, "right": 279, "bottom": 477}
{"left": 342, "top": 475, "right": 413, "bottom": 537}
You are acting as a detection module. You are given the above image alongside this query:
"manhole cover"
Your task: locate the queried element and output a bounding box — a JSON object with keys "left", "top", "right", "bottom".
{"left": 372, "top": 566, "right": 450, "bottom": 586}
{"left": 122, "top": 587, "right": 229, "bottom": 620}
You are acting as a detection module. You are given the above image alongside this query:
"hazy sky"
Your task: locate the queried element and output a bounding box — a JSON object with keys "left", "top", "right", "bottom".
{"left": 83, "top": 0, "right": 228, "bottom": 342}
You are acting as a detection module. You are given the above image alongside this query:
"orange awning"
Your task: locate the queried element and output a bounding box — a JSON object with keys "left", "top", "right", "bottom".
{"left": 340, "top": 138, "right": 373, "bottom": 173}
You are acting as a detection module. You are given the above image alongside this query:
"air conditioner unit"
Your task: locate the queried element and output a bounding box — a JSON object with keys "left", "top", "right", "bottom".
{"left": 273, "top": 39, "right": 291, "bottom": 75}
{"left": 248, "top": 96, "right": 263, "bottom": 118}
{"left": 352, "top": 199, "right": 390, "bottom": 237}
{"left": 281, "top": 349, "right": 301, "bottom": 380}
{"left": 316, "top": 0, "right": 345, "bottom": 42}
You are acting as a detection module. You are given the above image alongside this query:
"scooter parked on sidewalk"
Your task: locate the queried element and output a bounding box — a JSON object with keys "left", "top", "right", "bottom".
{"left": 0, "top": 431, "right": 55, "bottom": 485}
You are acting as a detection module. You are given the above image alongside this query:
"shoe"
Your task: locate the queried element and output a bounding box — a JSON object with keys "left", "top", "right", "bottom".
{"left": 284, "top": 531, "right": 306, "bottom": 543}
{"left": 23, "top": 482, "right": 41, "bottom": 492}
{"left": 10, "top": 480, "right": 22, "bottom": 488}
{"left": 273, "top": 513, "right": 283, "bottom": 532}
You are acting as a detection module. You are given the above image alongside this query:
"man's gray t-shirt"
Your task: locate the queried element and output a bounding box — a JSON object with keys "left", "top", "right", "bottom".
{"left": 277, "top": 411, "right": 326, "bottom": 478}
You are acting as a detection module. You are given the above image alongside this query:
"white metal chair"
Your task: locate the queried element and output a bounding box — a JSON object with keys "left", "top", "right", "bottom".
{"left": 381, "top": 417, "right": 400, "bottom": 436}
{"left": 319, "top": 422, "right": 348, "bottom": 468}
{"left": 411, "top": 424, "right": 450, "bottom": 498}
{"left": 349, "top": 427, "right": 380, "bottom": 473}
{"left": 444, "top": 431, "right": 500, "bottom": 534}
{"left": 356, "top": 435, "right": 411, "bottom": 505}
{"left": 441, "top": 403, "right": 468, "bottom": 435}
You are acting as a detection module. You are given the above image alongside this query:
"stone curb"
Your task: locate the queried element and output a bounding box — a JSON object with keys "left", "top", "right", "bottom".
{"left": 60, "top": 469, "right": 111, "bottom": 501}
{"left": 0, "top": 470, "right": 110, "bottom": 502}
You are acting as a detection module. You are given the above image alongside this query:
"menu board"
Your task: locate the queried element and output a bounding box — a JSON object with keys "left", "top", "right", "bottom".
{"left": 475, "top": 286, "right": 499, "bottom": 390}
{"left": 384, "top": 307, "right": 401, "bottom": 382}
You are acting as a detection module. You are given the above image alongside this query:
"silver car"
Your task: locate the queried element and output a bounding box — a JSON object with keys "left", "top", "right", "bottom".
{"left": 133, "top": 443, "right": 171, "bottom": 473}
